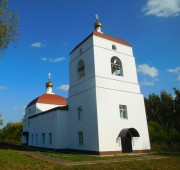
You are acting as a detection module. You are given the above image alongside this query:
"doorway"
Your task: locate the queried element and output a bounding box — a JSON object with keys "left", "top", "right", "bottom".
{"left": 119, "top": 128, "right": 140, "bottom": 153}
{"left": 121, "top": 133, "right": 132, "bottom": 153}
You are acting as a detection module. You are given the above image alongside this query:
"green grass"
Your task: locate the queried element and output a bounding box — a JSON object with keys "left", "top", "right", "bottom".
{"left": 0, "top": 143, "right": 180, "bottom": 170}
{"left": 36, "top": 151, "right": 138, "bottom": 161}
{"left": 0, "top": 148, "right": 56, "bottom": 170}
{"left": 63, "top": 156, "right": 180, "bottom": 170}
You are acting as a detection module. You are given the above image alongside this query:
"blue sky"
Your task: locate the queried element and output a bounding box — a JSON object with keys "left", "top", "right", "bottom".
{"left": 0, "top": 0, "right": 180, "bottom": 126}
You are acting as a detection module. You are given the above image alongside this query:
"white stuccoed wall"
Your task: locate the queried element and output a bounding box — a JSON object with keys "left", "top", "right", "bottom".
{"left": 22, "top": 101, "right": 67, "bottom": 147}
{"left": 68, "top": 36, "right": 100, "bottom": 151}
{"left": 68, "top": 33, "right": 150, "bottom": 152}
{"left": 93, "top": 35, "right": 150, "bottom": 151}
{"left": 28, "top": 109, "right": 68, "bottom": 149}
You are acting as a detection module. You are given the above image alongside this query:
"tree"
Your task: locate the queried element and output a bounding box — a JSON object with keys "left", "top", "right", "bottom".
{"left": 145, "top": 89, "right": 179, "bottom": 129}
{"left": 0, "top": 0, "right": 19, "bottom": 57}
{"left": 144, "top": 93, "right": 161, "bottom": 122}
{"left": 173, "top": 88, "right": 180, "bottom": 130}
{"left": 148, "top": 121, "right": 169, "bottom": 144}
{"left": 159, "top": 91, "right": 174, "bottom": 128}
{"left": 0, "top": 113, "right": 3, "bottom": 126}
{"left": 0, "top": 121, "right": 23, "bottom": 144}
{"left": 145, "top": 88, "right": 180, "bottom": 149}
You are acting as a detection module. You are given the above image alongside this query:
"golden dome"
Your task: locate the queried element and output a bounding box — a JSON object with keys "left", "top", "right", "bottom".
{"left": 46, "top": 80, "right": 53, "bottom": 88}
{"left": 94, "top": 22, "right": 102, "bottom": 29}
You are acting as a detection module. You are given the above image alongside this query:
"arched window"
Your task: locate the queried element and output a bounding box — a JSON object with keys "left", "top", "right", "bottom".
{"left": 112, "top": 44, "right": 117, "bottom": 50}
{"left": 77, "top": 60, "right": 85, "bottom": 79}
{"left": 111, "top": 56, "right": 123, "bottom": 76}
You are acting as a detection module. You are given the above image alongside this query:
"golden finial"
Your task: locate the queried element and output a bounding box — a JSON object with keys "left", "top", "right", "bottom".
{"left": 46, "top": 73, "right": 53, "bottom": 88}
{"left": 94, "top": 14, "right": 102, "bottom": 32}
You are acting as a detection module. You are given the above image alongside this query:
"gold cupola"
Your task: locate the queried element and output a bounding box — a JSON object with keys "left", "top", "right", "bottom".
{"left": 46, "top": 73, "right": 54, "bottom": 94}
{"left": 46, "top": 80, "right": 53, "bottom": 88}
{"left": 94, "top": 14, "right": 102, "bottom": 32}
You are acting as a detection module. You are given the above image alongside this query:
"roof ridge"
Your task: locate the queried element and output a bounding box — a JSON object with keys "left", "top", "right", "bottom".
{"left": 70, "top": 31, "right": 131, "bottom": 54}
{"left": 93, "top": 31, "right": 131, "bottom": 47}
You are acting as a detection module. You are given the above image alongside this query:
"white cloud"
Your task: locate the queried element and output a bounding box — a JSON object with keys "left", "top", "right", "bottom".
{"left": 41, "top": 57, "right": 65, "bottom": 63}
{"left": 0, "top": 86, "right": 7, "bottom": 90}
{"left": 31, "top": 42, "right": 46, "bottom": 48}
{"left": 137, "top": 64, "right": 159, "bottom": 77}
{"left": 49, "top": 57, "right": 65, "bottom": 63}
{"left": 167, "top": 67, "right": 180, "bottom": 81}
{"left": 140, "top": 80, "right": 155, "bottom": 86}
{"left": 167, "top": 67, "right": 180, "bottom": 73}
{"left": 142, "top": 0, "right": 180, "bottom": 17}
{"left": 58, "top": 85, "right": 69, "bottom": 91}
{"left": 41, "top": 57, "right": 48, "bottom": 61}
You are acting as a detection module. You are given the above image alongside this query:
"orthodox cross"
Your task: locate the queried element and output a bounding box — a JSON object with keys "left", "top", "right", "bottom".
{"left": 48, "top": 73, "right": 51, "bottom": 81}
{"left": 95, "top": 14, "right": 99, "bottom": 22}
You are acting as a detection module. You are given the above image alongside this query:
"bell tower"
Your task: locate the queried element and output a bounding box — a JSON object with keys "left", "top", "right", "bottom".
{"left": 68, "top": 16, "right": 150, "bottom": 154}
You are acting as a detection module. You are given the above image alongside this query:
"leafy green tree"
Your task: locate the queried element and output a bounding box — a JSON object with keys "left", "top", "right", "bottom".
{"left": 173, "top": 88, "right": 180, "bottom": 130}
{"left": 1, "top": 121, "right": 23, "bottom": 144}
{"left": 145, "top": 89, "right": 179, "bottom": 129}
{"left": 0, "top": 0, "right": 19, "bottom": 57}
{"left": 159, "top": 91, "right": 174, "bottom": 128}
{"left": 145, "top": 88, "right": 180, "bottom": 150}
{"left": 148, "top": 121, "right": 169, "bottom": 144}
{"left": 144, "top": 93, "right": 161, "bottom": 122}
{"left": 0, "top": 113, "right": 3, "bottom": 126}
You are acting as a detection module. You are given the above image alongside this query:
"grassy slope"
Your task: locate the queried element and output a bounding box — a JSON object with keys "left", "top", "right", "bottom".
{"left": 0, "top": 149, "right": 56, "bottom": 170}
{"left": 1, "top": 148, "right": 180, "bottom": 170}
{"left": 66, "top": 156, "right": 180, "bottom": 170}
{"left": 38, "top": 151, "right": 138, "bottom": 161}
{"left": 0, "top": 143, "right": 180, "bottom": 170}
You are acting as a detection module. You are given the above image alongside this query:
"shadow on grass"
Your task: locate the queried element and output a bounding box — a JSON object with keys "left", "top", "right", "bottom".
{"left": 155, "top": 151, "right": 180, "bottom": 157}
{"left": 0, "top": 142, "right": 37, "bottom": 151}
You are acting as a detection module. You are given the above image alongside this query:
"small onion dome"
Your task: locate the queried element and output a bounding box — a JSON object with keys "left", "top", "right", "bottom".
{"left": 94, "top": 21, "right": 102, "bottom": 30}
{"left": 46, "top": 80, "right": 53, "bottom": 88}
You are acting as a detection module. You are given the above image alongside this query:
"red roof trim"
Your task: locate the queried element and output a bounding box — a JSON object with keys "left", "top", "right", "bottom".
{"left": 93, "top": 31, "right": 131, "bottom": 47}
{"left": 26, "top": 94, "right": 67, "bottom": 108}
{"left": 70, "top": 31, "right": 131, "bottom": 54}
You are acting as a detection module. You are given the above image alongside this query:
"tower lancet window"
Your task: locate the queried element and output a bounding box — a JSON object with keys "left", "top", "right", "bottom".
{"left": 77, "top": 60, "right": 85, "bottom": 79}
{"left": 111, "top": 56, "right": 123, "bottom": 76}
{"left": 112, "top": 44, "right": 117, "bottom": 50}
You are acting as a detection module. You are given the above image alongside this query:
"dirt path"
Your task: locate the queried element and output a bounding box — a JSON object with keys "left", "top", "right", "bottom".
{"left": 15, "top": 150, "right": 167, "bottom": 166}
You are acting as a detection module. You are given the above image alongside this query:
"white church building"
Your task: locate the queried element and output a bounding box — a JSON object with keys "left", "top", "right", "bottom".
{"left": 22, "top": 17, "right": 151, "bottom": 154}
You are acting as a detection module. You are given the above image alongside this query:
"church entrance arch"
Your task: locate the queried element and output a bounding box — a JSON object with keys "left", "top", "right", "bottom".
{"left": 118, "top": 128, "right": 140, "bottom": 153}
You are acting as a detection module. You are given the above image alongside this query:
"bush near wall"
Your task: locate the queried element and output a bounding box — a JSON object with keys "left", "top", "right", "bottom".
{"left": 145, "top": 88, "right": 180, "bottom": 151}
{"left": 0, "top": 122, "right": 23, "bottom": 144}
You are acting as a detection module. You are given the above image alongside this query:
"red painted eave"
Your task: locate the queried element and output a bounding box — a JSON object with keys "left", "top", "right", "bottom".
{"left": 70, "top": 31, "right": 131, "bottom": 54}
{"left": 26, "top": 93, "right": 67, "bottom": 107}
{"left": 93, "top": 31, "right": 131, "bottom": 47}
